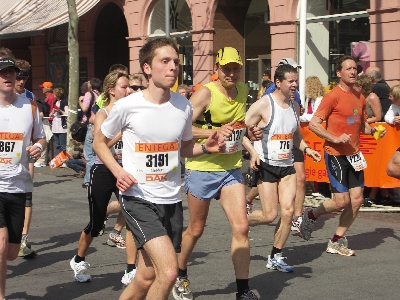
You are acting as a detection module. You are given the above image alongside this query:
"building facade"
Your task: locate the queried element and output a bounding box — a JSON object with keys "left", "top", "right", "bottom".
{"left": 0, "top": 0, "right": 399, "bottom": 99}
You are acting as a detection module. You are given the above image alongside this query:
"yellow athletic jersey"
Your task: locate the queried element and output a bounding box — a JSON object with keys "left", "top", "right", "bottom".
{"left": 186, "top": 81, "right": 247, "bottom": 171}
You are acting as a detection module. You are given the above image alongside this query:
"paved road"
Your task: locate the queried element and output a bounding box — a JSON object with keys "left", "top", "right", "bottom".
{"left": 6, "top": 166, "right": 400, "bottom": 299}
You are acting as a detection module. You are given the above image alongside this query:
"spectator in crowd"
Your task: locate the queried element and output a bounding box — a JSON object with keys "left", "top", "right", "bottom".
{"left": 257, "top": 69, "right": 272, "bottom": 99}
{"left": 39, "top": 81, "right": 56, "bottom": 112}
{"left": 387, "top": 148, "right": 400, "bottom": 180}
{"left": 177, "top": 84, "right": 190, "bottom": 98}
{"left": 365, "top": 66, "right": 391, "bottom": 120}
{"left": 50, "top": 87, "right": 68, "bottom": 156}
{"left": 300, "top": 76, "right": 325, "bottom": 122}
{"left": 384, "top": 84, "right": 400, "bottom": 125}
{"left": 65, "top": 141, "right": 86, "bottom": 178}
{"left": 77, "top": 82, "right": 89, "bottom": 122}
{"left": 354, "top": 74, "right": 382, "bottom": 123}
{"left": 80, "top": 77, "right": 102, "bottom": 188}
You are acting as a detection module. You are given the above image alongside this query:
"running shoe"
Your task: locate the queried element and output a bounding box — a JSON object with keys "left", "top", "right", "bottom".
{"left": 266, "top": 253, "right": 293, "bottom": 273}
{"left": 121, "top": 269, "right": 136, "bottom": 286}
{"left": 300, "top": 208, "right": 315, "bottom": 241}
{"left": 291, "top": 216, "right": 303, "bottom": 233}
{"left": 326, "top": 237, "right": 355, "bottom": 256}
{"left": 172, "top": 276, "right": 194, "bottom": 300}
{"left": 18, "top": 242, "right": 36, "bottom": 258}
{"left": 236, "top": 290, "right": 259, "bottom": 299}
{"left": 246, "top": 201, "right": 253, "bottom": 215}
{"left": 362, "top": 197, "right": 375, "bottom": 207}
{"left": 70, "top": 256, "right": 91, "bottom": 282}
{"left": 107, "top": 232, "right": 126, "bottom": 249}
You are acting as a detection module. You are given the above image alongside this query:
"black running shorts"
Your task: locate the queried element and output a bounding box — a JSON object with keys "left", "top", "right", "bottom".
{"left": 0, "top": 193, "right": 26, "bottom": 243}
{"left": 257, "top": 161, "right": 296, "bottom": 183}
{"left": 324, "top": 152, "right": 364, "bottom": 193}
{"left": 119, "top": 196, "right": 183, "bottom": 253}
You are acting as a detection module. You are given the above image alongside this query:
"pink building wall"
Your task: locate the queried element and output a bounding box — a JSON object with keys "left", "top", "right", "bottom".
{"left": 7, "top": 0, "right": 400, "bottom": 94}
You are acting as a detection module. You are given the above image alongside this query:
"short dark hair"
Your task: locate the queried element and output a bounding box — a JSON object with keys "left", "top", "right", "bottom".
{"left": 263, "top": 69, "right": 271, "bottom": 77}
{"left": 109, "top": 64, "right": 128, "bottom": 73}
{"left": 274, "top": 64, "right": 297, "bottom": 84}
{"left": 335, "top": 55, "right": 357, "bottom": 73}
{"left": 139, "top": 37, "right": 179, "bottom": 80}
{"left": 90, "top": 77, "right": 102, "bottom": 92}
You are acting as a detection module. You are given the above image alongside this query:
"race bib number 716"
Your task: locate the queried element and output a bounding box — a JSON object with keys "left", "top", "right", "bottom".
{"left": 134, "top": 142, "right": 179, "bottom": 183}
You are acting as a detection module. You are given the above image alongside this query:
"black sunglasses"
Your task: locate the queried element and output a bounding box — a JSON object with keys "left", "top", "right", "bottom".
{"left": 130, "top": 85, "right": 144, "bottom": 91}
{"left": 16, "top": 75, "right": 29, "bottom": 81}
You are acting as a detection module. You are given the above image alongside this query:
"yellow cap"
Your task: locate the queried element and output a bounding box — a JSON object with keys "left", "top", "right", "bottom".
{"left": 215, "top": 47, "right": 243, "bottom": 66}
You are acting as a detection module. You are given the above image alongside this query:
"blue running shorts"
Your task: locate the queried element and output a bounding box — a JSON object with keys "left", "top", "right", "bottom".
{"left": 184, "top": 168, "right": 244, "bottom": 200}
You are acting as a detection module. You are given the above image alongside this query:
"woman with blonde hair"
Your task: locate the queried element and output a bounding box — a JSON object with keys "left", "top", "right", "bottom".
{"left": 300, "top": 76, "right": 325, "bottom": 122}
{"left": 70, "top": 72, "right": 136, "bottom": 284}
{"left": 355, "top": 74, "right": 382, "bottom": 123}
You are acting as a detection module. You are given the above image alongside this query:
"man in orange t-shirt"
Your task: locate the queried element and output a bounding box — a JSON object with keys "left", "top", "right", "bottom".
{"left": 299, "top": 55, "right": 385, "bottom": 256}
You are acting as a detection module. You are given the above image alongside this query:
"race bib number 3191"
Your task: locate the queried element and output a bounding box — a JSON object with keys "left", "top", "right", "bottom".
{"left": 134, "top": 142, "right": 179, "bottom": 183}
{"left": 0, "top": 132, "right": 24, "bottom": 165}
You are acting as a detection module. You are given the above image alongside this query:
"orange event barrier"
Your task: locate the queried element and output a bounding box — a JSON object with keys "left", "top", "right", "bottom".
{"left": 301, "top": 122, "right": 400, "bottom": 188}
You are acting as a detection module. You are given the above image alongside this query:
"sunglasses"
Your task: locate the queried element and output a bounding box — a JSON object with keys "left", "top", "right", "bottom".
{"left": 130, "top": 85, "right": 144, "bottom": 91}
{"left": 16, "top": 76, "right": 29, "bottom": 81}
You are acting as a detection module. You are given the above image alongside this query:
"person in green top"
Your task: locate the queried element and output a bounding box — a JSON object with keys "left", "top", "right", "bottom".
{"left": 173, "top": 47, "right": 260, "bottom": 300}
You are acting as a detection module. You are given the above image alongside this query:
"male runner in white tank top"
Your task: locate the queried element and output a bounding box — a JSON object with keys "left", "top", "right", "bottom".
{"left": 245, "top": 64, "right": 321, "bottom": 273}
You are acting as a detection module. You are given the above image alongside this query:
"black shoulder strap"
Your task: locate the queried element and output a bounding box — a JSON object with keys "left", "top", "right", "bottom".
{"left": 194, "top": 110, "right": 223, "bottom": 129}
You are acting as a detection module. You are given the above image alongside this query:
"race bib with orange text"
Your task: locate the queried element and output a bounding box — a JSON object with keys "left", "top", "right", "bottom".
{"left": 134, "top": 142, "right": 179, "bottom": 183}
{"left": 0, "top": 132, "right": 24, "bottom": 165}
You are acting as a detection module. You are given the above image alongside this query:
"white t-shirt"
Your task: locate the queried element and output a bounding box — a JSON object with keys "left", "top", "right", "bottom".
{"left": 101, "top": 91, "right": 193, "bottom": 204}
{"left": 0, "top": 95, "right": 45, "bottom": 192}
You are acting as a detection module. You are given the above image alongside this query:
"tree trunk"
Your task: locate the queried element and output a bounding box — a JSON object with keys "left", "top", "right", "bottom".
{"left": 66, "top": 0, "right": 79, "bottom": 154}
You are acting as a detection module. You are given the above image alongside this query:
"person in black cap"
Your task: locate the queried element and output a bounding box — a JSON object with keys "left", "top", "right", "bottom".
{"left": 0, "top": 57, "right": 46, "bottom": 299}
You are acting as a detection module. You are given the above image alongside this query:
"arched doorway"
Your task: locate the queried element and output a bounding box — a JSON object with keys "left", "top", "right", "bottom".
{"left": 94, "top": 2, "right": 129, "bottom": 81}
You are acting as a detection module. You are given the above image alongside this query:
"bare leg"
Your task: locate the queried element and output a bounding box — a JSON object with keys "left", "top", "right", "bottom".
{"left": 219, "top": 183, "right": 250, "bottom": 279}
{"left": 273, "top": 174, "right": 296, "bottom": 248}
{"left": 113, "top": 211, "right": 126, "bottom": 232}
{"left": 177, "top": 191, "right": 210, "bottom": 270}
{"left": 22, "top": 207, "right": 32, "bottom": 236}
{"left": 0, "top": 228, "right": 20, "bottom": 299}
{"left": 245, "top": 187, "right": 259, "bottom": 204}
{"left": 77, "top": 231, "right": 94, "bottom": 258}
{"left": 120, "top": 235, "right": 178, "bottom": 300}
{"left": 125, "top": 230, "right": 137, "bottom": 265}
{"left": 293, "top": 162, "right": 306, "bottom": 217}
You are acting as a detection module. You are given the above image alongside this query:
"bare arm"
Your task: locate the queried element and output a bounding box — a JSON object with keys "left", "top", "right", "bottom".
{"left": 366, "top": 93, "right": 382, "bottom": 123}
{"left": 387, "top": 150, "right": 400, "bottom": 179}
{"left": 309, "top": 116, "right": 352, "bottom": 144}
{"left": 93, "top": 110, "right": 121, "bottom": 148}
{"left": 180, "top": 131, "right": 225, "bottom": 158}
{"left": 93, "top": 129, "right": 137, "bottom": 192}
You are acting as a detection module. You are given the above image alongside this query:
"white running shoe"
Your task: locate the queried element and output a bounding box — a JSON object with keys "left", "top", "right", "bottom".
{"left": 172, "top": 276, "right": 194, "bottom": 300}
{"left": 70, "top": 256, "right": 91, "bottom": 282}
{"left": 266, "top": 253, "right": 293, "bottom": 273}
{"left": 121, "top": 269, "right": 136, "bottom": 286}
{"left": 291, "top": 216, "right": 303, "bottom": 233}
{"left": 107, "top": 232, "right": 126, "bottom": 249}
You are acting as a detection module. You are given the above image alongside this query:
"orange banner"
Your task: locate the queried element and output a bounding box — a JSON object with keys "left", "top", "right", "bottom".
{"left": 301, "top": 122, "right": 400, "bottom": 188}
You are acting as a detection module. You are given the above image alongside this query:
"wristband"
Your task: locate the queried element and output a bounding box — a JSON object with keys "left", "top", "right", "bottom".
{"left": 303, "top": 146, "right": 310, "bottom": 154}
{"left": 201, "top": 143, "right": 211, "bottom": 154}
{"left": 34, "top": 142, "right": 43, "bottom": 152}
